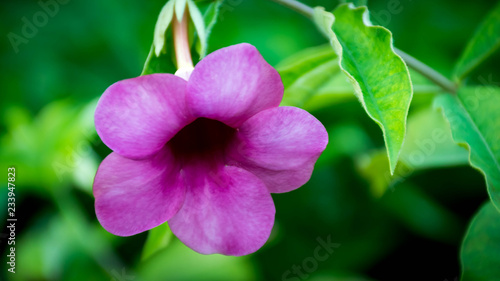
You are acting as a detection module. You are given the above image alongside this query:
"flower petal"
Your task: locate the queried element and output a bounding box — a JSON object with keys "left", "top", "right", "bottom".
{"left": 186, "top": 43, "right": 283, "bottom": 127}
{"left": 95, "top": 74, "right": 194, "bottom": 159}
{"left": 93, "top": 149, "right": 185, "bottom": 236}
{"left": 228, "top": 106, "right": 328, "bottom": 193}
{"left": 169, "top": 164, "right": 275, "bottom": 256}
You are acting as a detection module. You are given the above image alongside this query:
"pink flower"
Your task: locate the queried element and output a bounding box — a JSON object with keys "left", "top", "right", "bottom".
{"left": 93, "top": 43, "right": 328, "bottom": 256}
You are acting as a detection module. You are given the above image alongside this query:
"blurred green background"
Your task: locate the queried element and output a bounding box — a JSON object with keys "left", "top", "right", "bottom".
{"left": 1, "top": 0, "right": 499, "bottom": 280}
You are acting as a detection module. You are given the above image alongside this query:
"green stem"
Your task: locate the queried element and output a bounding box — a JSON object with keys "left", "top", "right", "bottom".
{"left": 271, "top": 0, "right": 458, "bottom": 94}
{"left": 394, "top": 48, "right": 457, "bottom": 94}
{"left": 271, "top": 0, "right": 314, "bottom": 19}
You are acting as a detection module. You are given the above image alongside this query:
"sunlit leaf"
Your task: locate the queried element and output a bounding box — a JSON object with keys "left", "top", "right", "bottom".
{"left": 313, "top": 4, "right": 413, "bottom": 174}
{"left": 190, "top": 0, "right": 223, "bottom": 58}
{"left": 356, "top": 150, "right": 394, "bottom": 197}
{"left": 453, "top": 2, "right": 500, "bottom": 81}
{"left": 187, "top": 0, "right": 207, "bottom": 57}
{"left": 435, "top": 86, "right": 500, "bottom": 211}
{"left": 399, "top": 106, "right": 468, "bottom": 170}
{"left": 276, "top": 44, "right": 442, "bottom": 112}
{"left": 153, "top": 0, "right": 176, "bottom": 57}
{"left": 0, "top": 100, "right": 99, "bottom": 194}
{"left": 138, "top": 239, "right": 257, "bottom": 281}
{"left": 277, "top": 44, "right": 356, "bottom": 110}
{"left": 461, "top": 201, "right": 500, "bottom": 281}
{"left": 357, "top": 106, "right": 469, "bottom": 197}
{"left": 175, "top": 0, "right": 188, "bottom": 22}
{"left": 141, "top": 222, "right": 173, "bottom": 261}
{"left": 277, "top": 44, "right": 336, "bottom": 88}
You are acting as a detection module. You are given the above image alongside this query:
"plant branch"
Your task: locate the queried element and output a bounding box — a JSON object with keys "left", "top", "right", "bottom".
{"left": 271, "top": 0, "right": 314, "bottom": 19}
{"left": 394, "top": 48, "right": 457, "bottom": 94}
{"left": 271, "top": 0, "right": 458, "bottom": 94}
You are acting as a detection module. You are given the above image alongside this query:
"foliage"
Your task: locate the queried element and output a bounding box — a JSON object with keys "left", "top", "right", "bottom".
{"left": 314, "top": 4, "right": 413, "bottom": 174}
{"left": 460, "top": 202, "right": 500, "bottom": 281}
{"left": 1, "top": 0, "right": 499, "bottom": 280}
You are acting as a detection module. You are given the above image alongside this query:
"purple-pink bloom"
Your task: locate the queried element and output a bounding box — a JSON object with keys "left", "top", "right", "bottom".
{"left": 93, "top": 43, "right": 328, "bottom": 256}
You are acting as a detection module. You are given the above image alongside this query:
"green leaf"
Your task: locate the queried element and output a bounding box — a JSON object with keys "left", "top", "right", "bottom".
{"left": 138, "top": 239, "right": 257, "bottom": 281}
{"left": 141, "top": 45, "right": 177, "bottom": 75}
{"left": 141, "top": 222, "right": 173, "bottom": 261}
{"left": 276, "top": 44, "right": 354, "bottom": 109}
{"left": 143, "top": 0, "right": 177, "bottom": 75}
{"left": 399, "top": 106, "right": 468, "bottom": 170}
{"left": 313, "top": 4, "right": 413, "bottom": 174}
{"left": 276, "top": 44, "right": 442, "bottom": 111}
{"left": 461, "top": 201, "right": 500, "bottom": 281}
{"left": 175, "top": 0, "right": 188, "bottom": 22}
{"left": 277, "top": 44, "right": 337, "bottom": 88}
{"left": 453, "top": 2, "right": 500, "bottom": 81}
{"left": 357, "top": 105, "right": 469, "bottom": 197}
{"left": 142, "top": 0, "right": 223, "bottom": 75}
{"left": 194, "top": 0, "right": 223, "bottom": 58}
{"left": 187, "top": 0, "right": 207, "bottom": 57}
{"left": 434, "top": 86, "right": 500, "bottom": 211}
{"left": 202, "top": 0, "right": 224, "bottom": 48}
{"left": 153, "top": 0, "right": 176, "bottom": 57}
{"left": 0, "top": 100, "right": 99, "bottom": 194}
{"left": 356, "top": 149, "right": 393, "bottom": 197}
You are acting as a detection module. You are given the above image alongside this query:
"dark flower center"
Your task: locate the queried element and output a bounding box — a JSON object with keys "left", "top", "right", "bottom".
{"left": 168, "top": 118, "right": 236, "bottom": 159}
